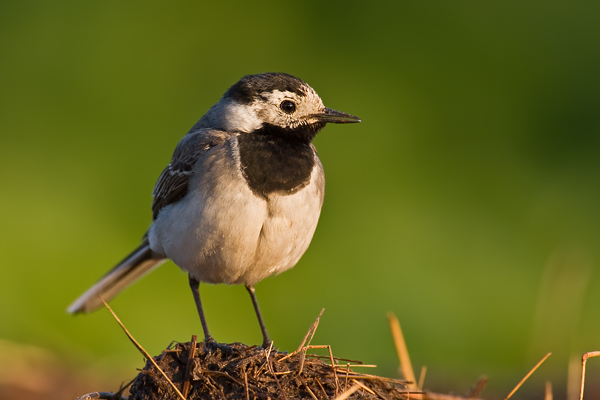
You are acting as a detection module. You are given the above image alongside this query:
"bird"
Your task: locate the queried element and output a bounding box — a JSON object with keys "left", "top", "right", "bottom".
{"left": 67, "top": 72, "right": 360, "bottom": 348}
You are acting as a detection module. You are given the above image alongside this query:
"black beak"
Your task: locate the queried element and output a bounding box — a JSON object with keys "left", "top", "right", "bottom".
{"left": 315, "top": 107, "right": 361, "bottom": 124}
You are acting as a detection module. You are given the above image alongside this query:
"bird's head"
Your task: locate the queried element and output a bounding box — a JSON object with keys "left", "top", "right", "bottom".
{"left": 201, "top": 73, "right": 360, "bottom": 141}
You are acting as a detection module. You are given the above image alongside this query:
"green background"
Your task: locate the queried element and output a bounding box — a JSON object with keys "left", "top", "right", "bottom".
{"left": 2, "top": 1, "right": 600, "bottom": 397}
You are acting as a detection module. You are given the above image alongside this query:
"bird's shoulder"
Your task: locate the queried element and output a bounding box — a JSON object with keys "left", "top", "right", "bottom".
{"left": 151, "top": 129, "right": 230, "bottom": 220}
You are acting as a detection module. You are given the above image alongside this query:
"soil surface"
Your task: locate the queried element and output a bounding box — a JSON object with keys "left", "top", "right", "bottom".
{"left": 126, "top": 340, "right": 409, "bottom": 400}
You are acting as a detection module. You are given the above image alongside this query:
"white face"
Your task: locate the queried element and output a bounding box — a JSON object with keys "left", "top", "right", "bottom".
{"left": 218, "top": 85, "right": 325, "bottom": 133}
{"left": 254, "top": 87, "right": 325, "bottom": 129}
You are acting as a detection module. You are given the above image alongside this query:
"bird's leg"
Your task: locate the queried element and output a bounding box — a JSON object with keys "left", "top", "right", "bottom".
{"left": 188, "top": 275, "right": 216, "bottom": 346}
{"left": 245, "top": 285, "right": 272, "bottom": 348}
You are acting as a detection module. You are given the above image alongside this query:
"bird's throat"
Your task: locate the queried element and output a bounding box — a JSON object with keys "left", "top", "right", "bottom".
{"left": 237, "top": 127, "right": 317, "bottom": 199}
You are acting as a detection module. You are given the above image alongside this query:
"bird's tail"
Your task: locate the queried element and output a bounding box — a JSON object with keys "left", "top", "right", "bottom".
{"left": 67, "top": 239, "right": 167, "bottom": 314}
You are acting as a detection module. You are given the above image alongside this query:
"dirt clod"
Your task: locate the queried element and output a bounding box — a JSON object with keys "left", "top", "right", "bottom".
{"left": 127, "top": 341, "right": 409, "bottom": 400}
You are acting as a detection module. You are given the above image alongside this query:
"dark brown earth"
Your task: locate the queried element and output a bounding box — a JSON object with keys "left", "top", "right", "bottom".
{"left": 126, "top": 340, "right": 409, "bottom": 400}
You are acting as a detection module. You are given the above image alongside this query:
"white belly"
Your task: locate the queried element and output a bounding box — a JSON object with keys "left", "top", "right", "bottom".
{"left": 148, "top": 138, "right": 325, "bottom": 286}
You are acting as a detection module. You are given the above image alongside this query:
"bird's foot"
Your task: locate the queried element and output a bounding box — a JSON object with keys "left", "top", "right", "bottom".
{"left": 202, "top": 336, "right": 239, "bottom": 354}
{"left": 261, "top": 339, "right": 273, "bottom": 349}
{"left": 203, "top": 335, "right": 218, "bottom": 350}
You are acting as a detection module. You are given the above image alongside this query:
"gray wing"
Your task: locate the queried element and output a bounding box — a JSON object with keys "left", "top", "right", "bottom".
{"left": 152, "top": 129, "right": 229, "bottom": 220}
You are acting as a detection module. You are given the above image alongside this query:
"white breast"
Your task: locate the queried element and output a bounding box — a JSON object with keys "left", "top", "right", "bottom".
{"left": 148, "top": 137, "right": 325, "bottom": 286}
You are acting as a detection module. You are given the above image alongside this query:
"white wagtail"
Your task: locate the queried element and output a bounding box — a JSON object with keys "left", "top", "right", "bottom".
{"left": 68, "top": 73, "right": 360, "bottom": 348}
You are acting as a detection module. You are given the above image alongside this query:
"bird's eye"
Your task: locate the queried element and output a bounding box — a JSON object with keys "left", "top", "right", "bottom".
{"left": 280, "top": 100, "right": 296, "bottom": 114}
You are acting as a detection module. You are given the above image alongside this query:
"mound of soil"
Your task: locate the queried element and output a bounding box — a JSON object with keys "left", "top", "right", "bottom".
{"left": 127, "top": 340, "right": 409, "bottom": 400}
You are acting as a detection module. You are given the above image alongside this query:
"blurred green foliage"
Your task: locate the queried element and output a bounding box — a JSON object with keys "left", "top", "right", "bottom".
{"left": 1, "top": 0, "right": 600, "bottom": 396}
